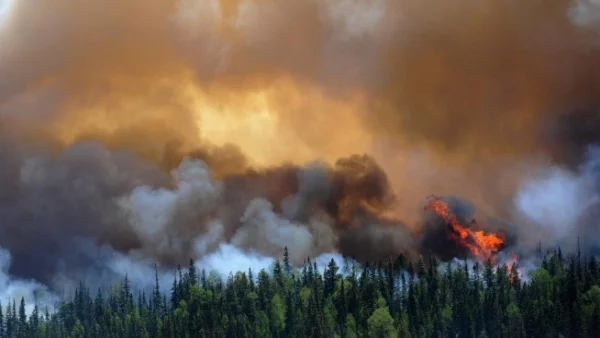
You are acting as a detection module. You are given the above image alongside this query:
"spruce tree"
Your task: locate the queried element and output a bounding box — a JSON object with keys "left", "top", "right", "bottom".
{"left": 283, "top": 247, "right": 291, "bottom": 275}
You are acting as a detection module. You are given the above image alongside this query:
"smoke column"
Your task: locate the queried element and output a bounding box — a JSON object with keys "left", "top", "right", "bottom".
{"left": 0, "top": 0, "right": 600, "bottom": 302}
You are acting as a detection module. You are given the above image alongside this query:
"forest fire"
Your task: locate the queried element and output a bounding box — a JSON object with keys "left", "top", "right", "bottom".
{"left": 424, "top": 197, "right": 506, "bottom": 262}
{"left": 507, "top": 252, "right": 520, "bottom": 284}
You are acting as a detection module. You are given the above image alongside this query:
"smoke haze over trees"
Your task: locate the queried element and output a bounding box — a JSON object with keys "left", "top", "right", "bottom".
{"left": 1, "top": 247, "right": 600, "bottom": 337}
{"left": 1, "top": 0, "right": 600, "bottom": 318}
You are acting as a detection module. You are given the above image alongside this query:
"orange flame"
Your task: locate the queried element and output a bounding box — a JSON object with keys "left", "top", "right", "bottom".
{"left": 507, "top": 252, "right": 520, "bottom": 284}
{"left": 424, "top": 197, "right": 505, "bottom": 262}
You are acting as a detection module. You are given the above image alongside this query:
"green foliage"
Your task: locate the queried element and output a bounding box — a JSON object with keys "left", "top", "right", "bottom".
{"left": 2, "top": 248, "right": 600, "bottom": 337}
{"left": 344, "top": 314, "right": 358, "bottom": 338}
{"left": 368, "top": 307, "right": 396, "bottom": 338}
{"left": 268, "top": 293, "right": 286, "bottom": 335}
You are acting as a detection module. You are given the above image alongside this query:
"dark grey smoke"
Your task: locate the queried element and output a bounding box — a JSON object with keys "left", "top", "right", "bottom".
{"left": 0, "top": 125, "right": 414, "bottom": 293}
{"left": 0, "top": 138, "right": 168, "bottom": 284}
{"left": 547, "top": 108, "right": 600, "bottom": 167}
{"left": 1, "top": 0, "right": 600, "bottom": 303}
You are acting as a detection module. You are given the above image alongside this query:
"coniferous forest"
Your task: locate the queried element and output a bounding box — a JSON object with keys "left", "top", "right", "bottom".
{"left": 1, "top": 248, "right": 600, "bottom": 338}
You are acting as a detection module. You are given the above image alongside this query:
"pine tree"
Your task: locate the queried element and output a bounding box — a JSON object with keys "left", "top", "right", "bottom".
{"left": 273, "top": 260, "right": 284, "bottom": 292}
{"left": 248, "top": 268, "right": 255, "bottom": 291}
{"left": 200, "top": 269, "right": 207, "bottom": 289}
{"left": 153, "top": 264, "right": 162, "bottom": 314}
{"left": 283, "top": 247, "right": 291, "bottom": 275}
{"left": 269, "top": 293, "right": 286, "bottom": 337}
{"left": 187, "top": 258, "right": 197, "bottom": 288}
{"left": 18, "top": 297, "right": 26, "bottom": 338}
{"left": 324, "top": 258, "right": 339, "bottom": 298}
{"left": 5, "top": 301, "right": 11, "bottom": 338}
{"left": 170, "top": 275, "right": 179, "bottom": 309}
{"left": 9, "top": 242, "right": 600, "bottom": 338}
{"left": 285, "top": 289, "right": 296, "bottom": 337}
{"left": 257, "top": 269, "right": 272, "bottom": 311}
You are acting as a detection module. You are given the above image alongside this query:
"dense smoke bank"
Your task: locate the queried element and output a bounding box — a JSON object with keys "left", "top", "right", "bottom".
{"left": 0, "top": 0, "right": 600, "bottom": 302}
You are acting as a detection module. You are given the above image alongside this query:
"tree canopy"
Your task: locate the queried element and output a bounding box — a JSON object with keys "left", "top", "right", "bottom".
{"left": 1, "top": 247, "right": 599, "bottom": 338}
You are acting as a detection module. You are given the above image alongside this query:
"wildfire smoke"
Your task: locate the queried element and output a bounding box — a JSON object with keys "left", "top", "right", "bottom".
{"left": 0, "top": 0, "right": 599, "bottom": 302}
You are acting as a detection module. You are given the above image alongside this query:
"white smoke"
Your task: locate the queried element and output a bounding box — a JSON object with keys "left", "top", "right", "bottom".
{"left": 195, "top": 243, "right": 275, "bottom": 278}
{"left": 514, "top": 146, "right": 600, "bottom": 250}
{"left": 115, "top": 157, "right": 344, "bottom": 283}
{"left": 0, "top": 0, "right": 12, "bottom": 20}
{"left": 0, "top": 248, "right": 58, "bottom": 315}
{"left": 232, "top": 198, "right": 317, "bottom": 265}
{"left": 515, "top": 167, "right": 592, "bottom": 242}
{"left": 122, "top": 157, "right": 223, "bottom": 257}
{"left": 569, "top": 0, "right": 600, "bottom": 29}
{"left": 100, "top": 242, "right": 351, "bottom": 288}
{"left": 314, "top": 252, "right": 347, "bottom": 275}
{"left": 193, "top": 220, "right": 225, "bottom": 257}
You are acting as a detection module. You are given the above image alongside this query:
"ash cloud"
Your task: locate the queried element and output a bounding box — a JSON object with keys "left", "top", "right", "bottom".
{"left": 0, "top": 124, "right": 411, "bottom": 294}
{"left": 0, "top": 0, "right": 599, "bottom": 297}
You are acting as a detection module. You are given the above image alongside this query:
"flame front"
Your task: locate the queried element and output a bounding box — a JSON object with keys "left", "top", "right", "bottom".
{"left": 424, "top": 197, "right": 505, "bottom": 262}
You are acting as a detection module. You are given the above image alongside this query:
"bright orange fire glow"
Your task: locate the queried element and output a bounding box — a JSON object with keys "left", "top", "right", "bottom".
{"left": 424, "top": 197, "right": 505, "bottom": 262}
{"left": 507, "top": 252, "right": 520, "bottom": 284}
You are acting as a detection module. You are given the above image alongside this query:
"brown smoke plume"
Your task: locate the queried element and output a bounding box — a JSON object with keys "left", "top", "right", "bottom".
{"left": 4, "top": 0, "right": 600, "bottom": 170}
{"left": 1, "top": 0, "right": 600, "bottom": 290}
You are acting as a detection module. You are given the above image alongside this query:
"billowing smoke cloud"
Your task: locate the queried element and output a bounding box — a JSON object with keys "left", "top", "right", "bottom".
{"left": 0, "top": 129, "right": 409, "bottom": 295}
{"left": 0, "top": 0, "right": 600, "bottom": 299}
{"left": 514, "top": 145, "right": 600, "bottom": 252}
{"left": 0, "top": 248, "right": 58, "bottom": 314}
{"left": 120, "top": 154, "right": 407, "bottom": 267}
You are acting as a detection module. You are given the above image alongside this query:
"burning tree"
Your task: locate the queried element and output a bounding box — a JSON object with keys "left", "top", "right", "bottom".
{"left": 424, "top": 196, "right": 506, "bottom": 263}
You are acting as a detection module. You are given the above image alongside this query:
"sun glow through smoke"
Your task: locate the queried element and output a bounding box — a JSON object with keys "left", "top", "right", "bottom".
{"left": 188, "top": 79, "right": 374, "bottom": 167}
